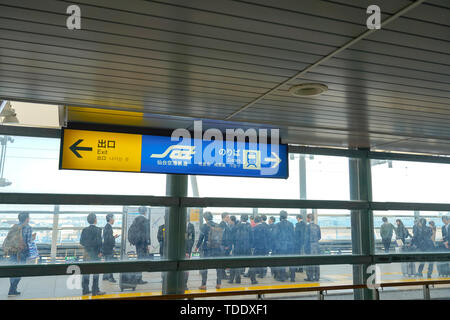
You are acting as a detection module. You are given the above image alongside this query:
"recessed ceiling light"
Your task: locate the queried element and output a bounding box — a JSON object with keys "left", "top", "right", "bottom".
{"left": 289, "top": 83, "right": 328, "bottom": 97}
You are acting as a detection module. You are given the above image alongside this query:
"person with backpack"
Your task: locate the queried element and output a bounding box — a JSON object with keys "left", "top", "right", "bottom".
{"left": 228, "top": 214, "right": 257, "bottom": 285}
{"left": 128, "top": 206, "right": 151, "bottom": 285}
{"left": 195, "top": 211, "right": 224, "bottom": 290}
{"left": 272, "top": 211, "right": 296, "bottom": 282}
{"left": 3, "top": 212, "right": 34, "bottom": 297}
{"left": 80, "top": 213, "right": 105, "bottom": 296}
{"left": 305, "top": 213, "right": 321, "bottom": 282}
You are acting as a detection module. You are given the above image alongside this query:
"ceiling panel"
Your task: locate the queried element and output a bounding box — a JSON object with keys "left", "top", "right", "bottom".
{"left": 0, "top": 0, "right": 449, "bottom": 156}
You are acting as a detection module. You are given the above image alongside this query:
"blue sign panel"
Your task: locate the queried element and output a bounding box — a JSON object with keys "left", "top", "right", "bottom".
{"left": 140, "top": 135, "right": 288, "bottom": 179}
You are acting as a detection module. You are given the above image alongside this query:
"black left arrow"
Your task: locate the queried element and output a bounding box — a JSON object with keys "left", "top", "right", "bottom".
{"left": 69, "top": 139, "right": 92, "bottom": 158}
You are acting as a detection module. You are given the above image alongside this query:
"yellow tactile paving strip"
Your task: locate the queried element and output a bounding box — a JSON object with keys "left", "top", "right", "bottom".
{"left": 34, "top": 273, "right": 450, "bottom": 300}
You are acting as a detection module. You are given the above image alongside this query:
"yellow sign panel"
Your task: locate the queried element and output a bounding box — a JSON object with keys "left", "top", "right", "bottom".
{"left": 189, "top": 209, "right": 200, "bottom": 222}
{"left": 61, "top": 129, "right": 142, "bottom": 172}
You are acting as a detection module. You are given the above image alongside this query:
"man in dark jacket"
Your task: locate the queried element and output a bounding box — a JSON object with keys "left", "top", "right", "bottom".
{"left": 157, "top": 223, "right": 166, "bottom": 257}
{"left": 252, "top": 215, "right": 270, "bottom": 278}
{"left": 219, "top": 212, "right": 231, "bottom": 280}
{"left": 273, "top": 210, "right": 296, "bottom": 282}
{"left": 80, "top": 213, "right": 105, "bottom": 296}
{"left": 183, "top": 220, "right": 195, "bottom": 290}
{"left": 294, "top": 214, "right": 307, "bottom": 273}
{"left": 415, "top": 218, "right": 435, "bottom": 278}
{"left": 259, "top": 214, "right": 270, "bottom": 277}
{"left": 133, "top": 206, "right": 151, "bottom": 285}
{"left": 229, "top": 214, "right": 257, "bottom": 284}
{"left": 195, "top": 211, "right": 224, "bottom": 290}
{"left": 441, "top": 216, "right": 449, "bottom": 276}
{"left": 305, "top": 214, "right": 321, "bottom": 281}
{"left": 102, "top": 214, "right": 119, "bottom": 283}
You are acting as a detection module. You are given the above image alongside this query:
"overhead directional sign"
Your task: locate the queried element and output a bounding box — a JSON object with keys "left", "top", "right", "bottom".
{"left": 60, "top": 128, "right": 288, "bottom": 178}
{"left": 61, "top": 129, "right": 142, "bottom": 172}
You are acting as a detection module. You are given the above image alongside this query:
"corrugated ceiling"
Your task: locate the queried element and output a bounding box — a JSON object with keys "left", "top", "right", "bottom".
{"left": 0, "top": 0, "right": 449, "bottom": 155}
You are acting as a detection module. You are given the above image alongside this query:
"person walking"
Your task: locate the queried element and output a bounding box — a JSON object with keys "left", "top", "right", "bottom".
{"left": 251, "top": 215, "right": 270, "bottom": 279}
{"left": 3, "top": 212, "right": 34, "bottom": 297}
{"left": 228, "top": 214, "right": 257, "bottom": 285}
{"left": 415, "top": 218, "right": 435, "bottom": 278}
{"left": 294, "top": 214, "right": 307, "bottom": 273}
{"left": 128, "top": 206, "right": 151, "bottom": 285}
{"left": 440, "top": 216, "right": 449, "bottom": 276}
{"left": 380, "top": 217, "right": 395, "bottom": 253}
{"left": 195, "top": 212, "right": 224, "bottom": 290}
{"left": 219, "top": 212, "right": 231, "bottom": 280}
{"left": 272, "top": 211, "right": 296, "bottom": 282}
{"left": 183, "top": 219, "right": 195, "bottom": 291}
{"left": 304, "top": 214, "right": 321, "bottom": 282}
{"left": 395, "top": 219, "right": 411, "bottom": 276}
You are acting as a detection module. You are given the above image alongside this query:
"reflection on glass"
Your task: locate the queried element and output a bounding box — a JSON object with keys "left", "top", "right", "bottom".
{"left": 185, "top": 208, "right": 352, "bottom": 289}
{"left": 188, "top": 154, "right": 350, "bottom": 200}
{"left": 374, "top": 212, "right": 449, "bottom": 256}
{"left": 0, "top": 135, "right": 166, "bottom": 195}
{"left": 372, "top": 160, "right": 450, "bottom": 203}
{"left": 0, "top": 205, "right": 167, "bottom": 266}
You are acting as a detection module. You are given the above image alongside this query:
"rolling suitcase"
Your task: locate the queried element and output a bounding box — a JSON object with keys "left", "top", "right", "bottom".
{"left": 119, "top": 273, "right": 138, "bottom": 292}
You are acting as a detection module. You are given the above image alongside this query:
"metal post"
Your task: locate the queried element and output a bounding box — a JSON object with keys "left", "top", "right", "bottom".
{"left": 318, "top": 290, "right": 325, "bottom": 300}
{"left": 50, "top": 205, "right": 59, "bottom": 263}
{"left": 163, "top": 174, "right": 188, "bottom": 295}
{"left": 349, "top": 151, "right": 375, "bottom": 300}
{"left": 358, "top": 150, "right": 375, "bottom": 300}
{"left": 423, "top": 285, "right": 431, "bottom": 300}
{"left": 120, "top": 206, "right": 128, "bottom": 261}
{"left": 349, "top": 158, "right": 363, "bottom": 300}
{"left": 299, "top": 154, "right": 307, "bottom": 219}
{"left": 374, "top": 288, "right": 380, "bottom": 300}
{"left": 190, "top": 175, "right": 200, "bottom": 197}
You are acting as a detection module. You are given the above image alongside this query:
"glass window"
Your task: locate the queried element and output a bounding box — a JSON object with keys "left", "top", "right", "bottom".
{"left": 188, "top": 154, "right": 351, "bottom": 200}
{"left": 376, "top": 261, "right": 450, "bottom": 297}
{"left": 0, "top": 135, "right": 166, "bottom": 195}
{"left": 371, "top": 160, "right": 450, "bottom": 203}
{"left": 0, "top": 204, "right": 169, "bottom": 265}
{"left": 373, "top": 211, "right": 449, "bottom": 254}
{"left": 186, "top": 207, "right": 353, "bottom": 260}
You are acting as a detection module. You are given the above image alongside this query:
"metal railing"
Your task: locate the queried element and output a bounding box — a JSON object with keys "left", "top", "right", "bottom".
{"left": 98, "top": 278, "right": 450, "bottom": 300}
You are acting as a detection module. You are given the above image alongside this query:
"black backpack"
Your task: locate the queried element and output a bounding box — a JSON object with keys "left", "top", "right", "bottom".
{"left": 207, "top": 222, "right": 224, "bottom": 249}
{"left": 128, "top": 217, "right": 145, "bottom": 246}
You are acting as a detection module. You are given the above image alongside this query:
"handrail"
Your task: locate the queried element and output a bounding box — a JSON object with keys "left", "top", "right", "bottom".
{"left": 101, "top": 278, "right": 450, "bottom": 300}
